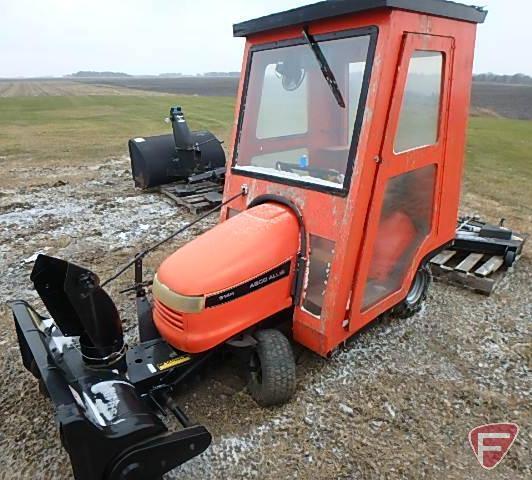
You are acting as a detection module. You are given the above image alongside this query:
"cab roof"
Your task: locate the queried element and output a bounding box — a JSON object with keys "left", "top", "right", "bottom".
{"left": 233, "top": 0, "right": 487, "bottom": 37}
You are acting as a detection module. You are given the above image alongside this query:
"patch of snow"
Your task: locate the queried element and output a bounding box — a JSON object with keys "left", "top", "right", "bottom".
{"left": 174, "top": 417, "right": 290, "bottom": 478}
{"left": 384, "top": 402, "right": 396, "bottom": 418}
{"left": 23, "top": 252, "right": 42, "bottom": 264}
{"left": 338, "top": 403, "right": 354, "bottom": 416}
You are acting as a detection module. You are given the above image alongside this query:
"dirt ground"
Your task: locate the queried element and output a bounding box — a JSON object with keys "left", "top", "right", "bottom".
{"left": 0, "top": 80, "right": 165, "bottom": 97}
{"left": 0, "top": 153, "right": 529, "bottom": 479}
{"left": 470, "top": 83, "right": 532, "bottom": 121}
{"left": 75, "top": 77, "right": 532, "bottom": 121}
{"left": 75, "top": 76, "right": 241, "bottom": 97}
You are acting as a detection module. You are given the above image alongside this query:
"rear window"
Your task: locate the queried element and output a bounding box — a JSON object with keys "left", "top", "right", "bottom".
{"left": 394, "top": 51, "right": 443, "bottom": 153}
{"left": 256, "top": 63, "right": 308, "bottom": 139}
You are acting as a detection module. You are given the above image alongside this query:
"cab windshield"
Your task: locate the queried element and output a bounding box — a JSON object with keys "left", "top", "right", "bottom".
{"left": 233, "top": 30, "right": 374, "bottom": 192}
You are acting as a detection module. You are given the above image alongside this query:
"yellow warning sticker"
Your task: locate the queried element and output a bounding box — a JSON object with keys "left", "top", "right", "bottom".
{"left": 157, "top": 355, "right": 192, "bottom": 371}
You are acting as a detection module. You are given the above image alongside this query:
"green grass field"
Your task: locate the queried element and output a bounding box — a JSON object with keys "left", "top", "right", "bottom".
{"left": 0, "top": 95, "right": 235, "bottom": 164}
{"left": 0, "top": 94, "right": 530, "bottom": 217}
{"left": 465, "top": 116, "right": 531, "bottom": 213}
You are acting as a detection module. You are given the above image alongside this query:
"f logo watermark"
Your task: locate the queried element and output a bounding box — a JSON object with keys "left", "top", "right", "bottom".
{"left": 469, "top": 423, "right": 519, "bottom": 470}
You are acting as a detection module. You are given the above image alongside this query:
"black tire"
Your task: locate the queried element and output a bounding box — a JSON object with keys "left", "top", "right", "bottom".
{"left": 388, "top": 265, "right": 431, "bottom": 319}
{"left": 504, "top": 250, "right": 516, "bottom": 267}
{"left": 248, "top": 329, "right": 296, "bottom": 407}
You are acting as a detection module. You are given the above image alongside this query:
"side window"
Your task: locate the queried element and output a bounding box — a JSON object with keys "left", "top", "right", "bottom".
{"left": 256, "top": 63, "right": 308, "bottom": 139}
{"left": 362, "top": 165, "right": 436, "bottom": 310}
{"left": 394, "top": 51, "right": 443, "bottom": 153}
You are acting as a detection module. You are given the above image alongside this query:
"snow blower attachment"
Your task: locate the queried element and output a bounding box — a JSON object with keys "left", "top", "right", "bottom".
{"left": 129, "top": 106, "right": 226, "bottom": 189}
{"left": 11, "top": 1, "right": 488, "bottom": 478}
{"left": 11, "top": 255, "right": 212, "bottom": 480}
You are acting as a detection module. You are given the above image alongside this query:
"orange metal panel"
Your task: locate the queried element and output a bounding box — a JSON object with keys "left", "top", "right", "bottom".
{"left": 154, "top": 277, "right": 294, "bottom": 353}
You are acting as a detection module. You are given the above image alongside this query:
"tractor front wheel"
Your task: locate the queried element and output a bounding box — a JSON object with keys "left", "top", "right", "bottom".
{"left": 389, "top": 265, "right": 431, "bottom": 319}
{"left": 248, "top": 329, "right": 296, "bottom": 407}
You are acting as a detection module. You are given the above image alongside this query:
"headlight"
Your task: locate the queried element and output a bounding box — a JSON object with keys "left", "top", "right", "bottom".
{"left": 152, "top": 274, "right": 205, "bottom": 313}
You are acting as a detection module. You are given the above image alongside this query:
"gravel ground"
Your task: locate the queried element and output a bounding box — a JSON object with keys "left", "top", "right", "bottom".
{"left": 0, "top": 156, "right": 530, "bottom": 479}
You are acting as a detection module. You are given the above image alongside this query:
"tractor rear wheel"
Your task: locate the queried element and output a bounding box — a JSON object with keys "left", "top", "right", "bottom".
{"left": 389, "top": 265, "right": 431, "bottom": 319}
{"left": 248, "top": 329, "right": 296, "bottom": 407}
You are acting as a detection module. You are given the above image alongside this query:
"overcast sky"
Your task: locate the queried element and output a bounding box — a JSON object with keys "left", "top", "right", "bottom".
{"left": 1, "top": 0, "right": 530, "bottom": 78}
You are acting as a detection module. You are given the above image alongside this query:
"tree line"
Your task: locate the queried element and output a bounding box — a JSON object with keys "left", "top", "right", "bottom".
{"left": 474, "top": 73, "right": 532, "bottom": 85}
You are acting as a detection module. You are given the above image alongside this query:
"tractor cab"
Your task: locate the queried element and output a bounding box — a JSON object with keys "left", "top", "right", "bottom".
{"left": 216, "top": 0, "right": 485, "bottom": 356}
{"left": 155, "top": 0, "right": 487, "bottom": 357}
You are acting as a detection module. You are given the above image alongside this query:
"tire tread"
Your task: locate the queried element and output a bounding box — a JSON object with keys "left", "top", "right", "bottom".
{"left": 388, "top": 266, "right": 431, "bottom": 319}
{"left": 248, "top": 329, "right": 296, "bottom": 407}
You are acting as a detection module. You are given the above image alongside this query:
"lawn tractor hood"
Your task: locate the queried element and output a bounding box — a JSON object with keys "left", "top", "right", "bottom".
{"left": 153, "top": 202, "right": 301, "bottom": 353}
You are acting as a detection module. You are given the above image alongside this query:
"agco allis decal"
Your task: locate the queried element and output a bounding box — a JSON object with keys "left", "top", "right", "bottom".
{"left": 205, "top": 261, "right": 291, "bottom": 308}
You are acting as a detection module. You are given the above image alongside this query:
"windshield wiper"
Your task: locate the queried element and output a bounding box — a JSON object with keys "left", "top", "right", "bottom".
{"left": 302, "top": 27, "right": 346, "bottom": 108}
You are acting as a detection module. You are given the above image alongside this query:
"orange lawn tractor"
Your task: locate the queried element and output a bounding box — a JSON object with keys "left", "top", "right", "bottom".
{"left": 9, "top": 1, "right": 486, "bottom": 478}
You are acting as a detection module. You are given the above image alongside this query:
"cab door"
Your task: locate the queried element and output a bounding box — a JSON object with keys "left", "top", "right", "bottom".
{"left": 350, "top": 33, "right": 454, "bottom": 327}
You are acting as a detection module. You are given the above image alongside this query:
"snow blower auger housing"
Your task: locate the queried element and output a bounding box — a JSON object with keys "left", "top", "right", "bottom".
{"left": 129, "top": 106, "right": 226, "bottom": 189}
{"left": 10, "top": 1, "right": 486, "bottom": 478}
